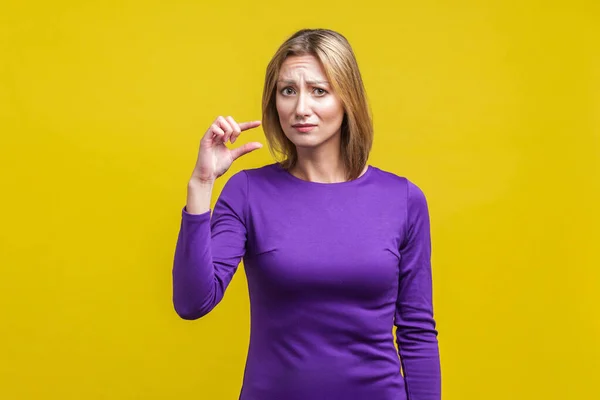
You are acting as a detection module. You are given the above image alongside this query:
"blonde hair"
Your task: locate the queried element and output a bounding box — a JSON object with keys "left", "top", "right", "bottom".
{"left": 261, "top": 29, "right": 373, "bottom": 181}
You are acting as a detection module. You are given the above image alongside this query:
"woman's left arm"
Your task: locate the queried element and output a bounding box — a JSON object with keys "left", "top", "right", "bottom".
{"left": 395, "top": 180, "right": 441, "bottom": 400}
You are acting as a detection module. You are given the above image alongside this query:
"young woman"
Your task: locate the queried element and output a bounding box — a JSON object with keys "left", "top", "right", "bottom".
{"left": 173, "top": 28, "right": 441, "bottom": 400}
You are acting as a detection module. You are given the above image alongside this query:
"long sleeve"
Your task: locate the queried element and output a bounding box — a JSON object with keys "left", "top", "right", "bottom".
{"left": 172, "top": 171, "right": 248, "bottom": 320}
{"left": 394, "top": 181, "right": 441, "bottom": 399}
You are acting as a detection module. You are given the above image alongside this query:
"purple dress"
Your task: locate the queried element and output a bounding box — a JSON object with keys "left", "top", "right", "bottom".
{"left": 173, "top": 163, "right": 441, "bottom": 400}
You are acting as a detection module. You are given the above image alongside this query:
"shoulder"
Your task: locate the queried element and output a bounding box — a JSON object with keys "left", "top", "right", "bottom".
{"left": 224, "top": 163, "right": 277, "bottom": 181}
{"left": 216, "top": 164, "right": 280, "bottom": 219}
{"left": 238, "top": 163, "right": 280, "bottom": 180}
{"left": 221, "top": 163, "right": 280, "bottom": 194}
{"left": 369, "top": 165, "right": 427, "bottom": 201}
{"left": 368, "top": 165, "right": 429, "bottom": 221}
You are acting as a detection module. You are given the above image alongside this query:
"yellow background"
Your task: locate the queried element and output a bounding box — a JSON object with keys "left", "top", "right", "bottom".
{"left": 1, "top": 1, "right": 598, "bottom": 399}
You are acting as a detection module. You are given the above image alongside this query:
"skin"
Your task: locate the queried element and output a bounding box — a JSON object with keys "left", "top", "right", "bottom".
{"left": 276, "top": 54, "right": 355, "bottom": 183}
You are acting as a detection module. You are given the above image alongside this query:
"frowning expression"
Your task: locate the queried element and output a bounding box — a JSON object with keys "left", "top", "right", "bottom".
{"left": 276, "top": 54, "right": 345, "bottom": 149}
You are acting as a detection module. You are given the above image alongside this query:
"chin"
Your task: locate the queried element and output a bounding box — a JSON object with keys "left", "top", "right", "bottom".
{"left": 294, "top": 141, "right": 322, "bottom": 149}
{"left": 284, "top": 128, "right": 340, "bottom": 148}
{"left": 285, "top": 133, "right": 323, "bottom": 148}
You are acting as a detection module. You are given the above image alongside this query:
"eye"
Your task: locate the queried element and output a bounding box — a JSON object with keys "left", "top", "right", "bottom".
{"left": 313, "top": 88, "right": 327, "bottom": 96}
{"left": 280, "top": 87, "right": 295, "bottom": 96}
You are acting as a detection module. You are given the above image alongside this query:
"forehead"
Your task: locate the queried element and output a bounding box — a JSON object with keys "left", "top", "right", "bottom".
{"left": 278, "top": 54, "right": 326, "bottom": 79}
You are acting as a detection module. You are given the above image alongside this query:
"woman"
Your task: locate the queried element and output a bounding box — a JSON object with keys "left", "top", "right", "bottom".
{"left": 173, "top": 28, "right": 441, "bottom": 400}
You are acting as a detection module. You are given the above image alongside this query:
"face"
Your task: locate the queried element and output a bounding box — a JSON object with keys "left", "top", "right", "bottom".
{"left": 276, "top": 54, "right": 345, "bottom": 150}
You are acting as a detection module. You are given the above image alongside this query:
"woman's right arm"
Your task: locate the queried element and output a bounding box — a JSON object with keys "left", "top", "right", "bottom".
{"left": 172, "top": 116, "right": 262, "bottom": 320}
{"left": 185, "top": 178, "right": 214, "bottom": 215}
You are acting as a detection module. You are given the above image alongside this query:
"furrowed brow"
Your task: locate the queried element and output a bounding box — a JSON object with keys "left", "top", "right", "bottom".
{"left": 277, "top": 79, "right": 329, "bottom": 85}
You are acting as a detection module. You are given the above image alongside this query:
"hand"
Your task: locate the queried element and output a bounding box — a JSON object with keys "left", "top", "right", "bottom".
{"left": 191, "top": 116, "right": 263, "bottom": 183}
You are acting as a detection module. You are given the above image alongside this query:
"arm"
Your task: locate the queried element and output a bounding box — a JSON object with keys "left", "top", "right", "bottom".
{"left": 395, "top": 181, "right": 441, "bottom": 399}
{"left": 172, "top": 171, "right": 248, "bottom": 320}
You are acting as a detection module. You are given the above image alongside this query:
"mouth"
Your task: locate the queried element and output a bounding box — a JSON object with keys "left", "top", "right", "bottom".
{"left": 292, "top": 124, "right": 317, "bottom": 133}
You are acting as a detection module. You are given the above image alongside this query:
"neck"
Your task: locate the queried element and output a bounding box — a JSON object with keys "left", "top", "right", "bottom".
{"left": 291, "top": 145, "right": 346, "bottom": 183}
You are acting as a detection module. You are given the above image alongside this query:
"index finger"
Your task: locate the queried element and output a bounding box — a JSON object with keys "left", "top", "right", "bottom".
{"left": 239, "top": 120, "right": 262, "bottom": 131}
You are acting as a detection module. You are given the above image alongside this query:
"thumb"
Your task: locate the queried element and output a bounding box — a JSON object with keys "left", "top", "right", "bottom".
{"left": 230, "top": 142, "right": 263, "bottom": 161}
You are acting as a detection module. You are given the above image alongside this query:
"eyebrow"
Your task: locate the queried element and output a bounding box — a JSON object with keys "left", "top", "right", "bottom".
{"left": 277, "top": 79, "right": 329, "bottom": 85}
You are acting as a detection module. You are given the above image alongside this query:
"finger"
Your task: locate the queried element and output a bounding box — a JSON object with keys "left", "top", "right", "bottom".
{"left": 238, "top": 120, "right": 262, "bottom": 132}
{"left": 226, "top": 116, "right": 242, "bottom": 144}
{"left": 230, "top": 142, "right": 263, "bottom": 161}
{"left": 216, "top": 116, "right": 234, "bottom": 143}
{"left": 203, "top": 125, "right": 225, "bottom": 143}
{"left": 201, "top": 119, "right": 222, "bottom": 143}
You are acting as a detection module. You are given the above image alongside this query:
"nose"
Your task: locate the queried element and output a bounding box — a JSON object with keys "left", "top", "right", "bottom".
{"left": 294, "top": 91, "right": 311, "bottom": 119}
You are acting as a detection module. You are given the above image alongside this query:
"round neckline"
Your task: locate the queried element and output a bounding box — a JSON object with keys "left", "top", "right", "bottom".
{"left": 274, "top": 163, "right": 373, "bottom": 187}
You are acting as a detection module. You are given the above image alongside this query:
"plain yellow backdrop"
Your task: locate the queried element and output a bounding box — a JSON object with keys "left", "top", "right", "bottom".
{"left": 1, "top": 1, "right": 598, "bottom": 399}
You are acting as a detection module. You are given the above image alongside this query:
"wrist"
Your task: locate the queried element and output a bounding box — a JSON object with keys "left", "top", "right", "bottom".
{"left": 189, "top": 175, "right": 215, "bottom": 187}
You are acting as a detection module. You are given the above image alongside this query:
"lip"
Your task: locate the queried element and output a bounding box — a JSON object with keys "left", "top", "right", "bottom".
{"left": 292, "top": 124, "right": 317, "bottom": 133}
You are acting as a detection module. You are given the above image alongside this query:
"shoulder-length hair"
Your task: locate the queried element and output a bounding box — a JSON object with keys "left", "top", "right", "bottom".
{"left": 261, "top": 28, "right": 373, "bottom": 181}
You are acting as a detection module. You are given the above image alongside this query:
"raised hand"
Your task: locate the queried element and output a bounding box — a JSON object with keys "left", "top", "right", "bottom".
{"left": 191, "top": 116, "right": 263, "bottom": 183}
